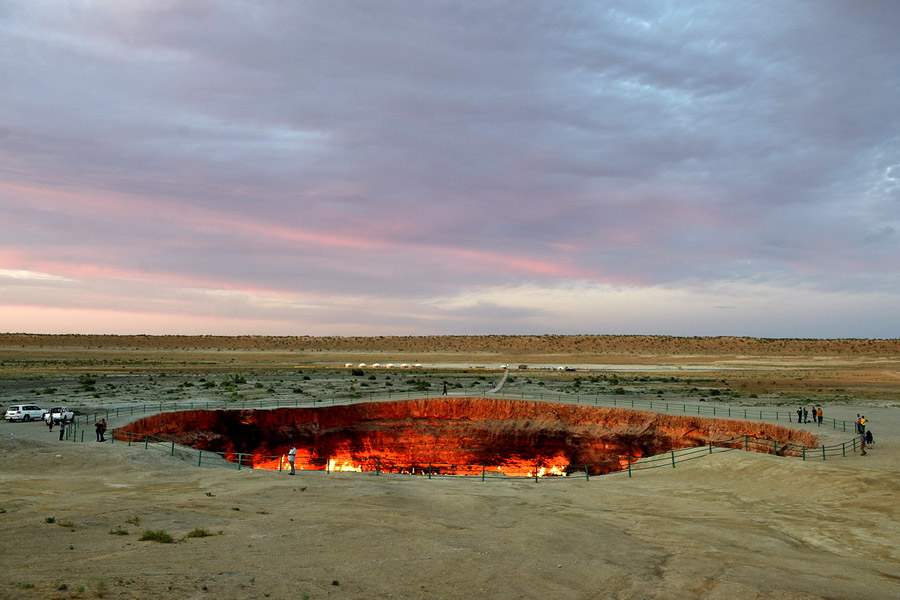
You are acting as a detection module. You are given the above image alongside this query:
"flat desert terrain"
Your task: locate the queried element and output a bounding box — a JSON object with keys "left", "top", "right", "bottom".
{"left": 1, "top": 335, "right": 898, "bottom": 600}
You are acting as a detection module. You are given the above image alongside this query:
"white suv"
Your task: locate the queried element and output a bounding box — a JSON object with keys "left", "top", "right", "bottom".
{"left": 4, "top": 404, "right": 46, "bottom": 422}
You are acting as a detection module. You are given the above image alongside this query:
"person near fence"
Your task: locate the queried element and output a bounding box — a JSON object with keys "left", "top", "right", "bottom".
{"left": 288, "top": 446, "right": 297, "bottom": 475}
{"left": 46, "top": 412, "right": 53, "bottom": 432}
{"left": 856, "top": 415, "right": 867, "bottom": 456}
{"left": 58, "top": 420, "right": 65, "bottom": 441}
{"left": 797, "top": 407, "right": 803, "bottom": 424}
{"left": 95, "top": 419, "right": 104, "bottom": 442}
{"left": 865, "top": 429, "right": 874, "bottom": 448}
{"left": 816, "top": 406, "right": 823, "bottom": 426}
{"left": 99, "top": 418, "right": 107, "bottom": 442}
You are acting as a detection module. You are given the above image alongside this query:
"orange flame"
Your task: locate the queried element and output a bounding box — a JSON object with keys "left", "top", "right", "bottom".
{"left": 328, "top": 458, "right": 362, "bottom": 472}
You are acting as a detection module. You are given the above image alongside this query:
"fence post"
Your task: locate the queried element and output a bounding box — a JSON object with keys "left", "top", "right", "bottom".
{"left": 773, "top": 440, "right": 777, "bottom": 455}
{"left": 481, "top": 465, "right": 486, "bottom": 481}
{"left": 842, "top": 442, "right": 845, "bottom": 457}
{"left": 376, "top": 457, "right": 381, "bottom": 476}
{"left": 627, "top": 460, "right": 632, "bottom": 478}
{"left": 428, "top": 464, "right": 432, "bottom": 479}
{"left": 670, "top": 451, "right": 676, "bottom": 468}
{"left": 144, "top": 434, "right": 149, "bottom": 450}
{"left": 238, "top": 453, "right": 242, "bottom": 470}
{"left": 822, "top": 445, "right": 826, "bottom": 461}
{"left": 708, "top": 444, "right": 713, "bottom": 454}
{"left": 198, "top": 450, "right": 202, "bottom": 467}
{"left": 584, "top": 464, "right": 590, "bottom": 481}
{"left": 744, "top": 435, "right": 749, "bottom": 451}
{"left": 171, "top": 441, "right": 175, "bottom": 456}
{"left": 802, "top": 447, "right": 806, "bottom": 461}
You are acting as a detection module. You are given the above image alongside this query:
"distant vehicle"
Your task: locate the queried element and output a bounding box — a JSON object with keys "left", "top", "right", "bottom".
{"left": 43, "top": 406, "right": 74, "bottom": 424}
{"left": 4, "top": 404, "right": 46, "bottom": 422}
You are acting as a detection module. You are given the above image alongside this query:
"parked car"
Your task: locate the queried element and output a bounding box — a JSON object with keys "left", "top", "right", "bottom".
{"left": 43, "top": 407, "right": 75, "bottom": 424}
{"left": 4, "top": 404, "right": 46, "bottom": 422}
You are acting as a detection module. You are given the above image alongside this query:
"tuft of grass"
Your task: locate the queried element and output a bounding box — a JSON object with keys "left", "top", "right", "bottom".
{"left": 205, "top": 492, "right": 215, "bottom": 497}
{"left": 0, "top": 508, "right": 6, "bottom": 513}
{"left": 185, "top": 527, "right": 213, "bottom": 538}
{"left": 56, "top": 583, "right": 68, "bottom": 591}
{"left": 58, "top": 520, "right": 74, "bottom": 528}
{"left": 109, "top": 526, "right": 129, "bottom": 535}
{"left": 139, "top": 529, "right": 175, "bottom": 543}
{"left": 45, "top": 516, "right": 56, "bottom": 523}
{"left": 256, "top": 509, "right": 269, "bottom": 515}
{"left": 125, "top": 516, "right": 140, "bottom": 526}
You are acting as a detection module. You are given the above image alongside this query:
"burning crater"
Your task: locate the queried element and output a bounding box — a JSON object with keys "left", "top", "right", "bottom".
{"left": 117, "top": 398, "right": 818, "bottom": 477}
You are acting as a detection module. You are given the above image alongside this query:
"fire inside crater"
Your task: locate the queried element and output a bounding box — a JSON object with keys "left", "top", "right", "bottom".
{"left": 117, "top": 398, "right": 818, "bottom": 476}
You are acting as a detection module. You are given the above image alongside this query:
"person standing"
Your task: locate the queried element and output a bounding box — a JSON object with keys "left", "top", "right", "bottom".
{"left": 288, "top": 446, "right": 297, "bottom": 475}
{"left": 865, "top": 429, "right": 874, "bottom": 448}
{"left": 797, "top": 406, "right": 803, "bottom": 424}
{"left": 817, "top": 406, "right": 823, "bottom": 426}
{"left": 58, "top": 420, "right": 66, "bottom": 441}
{"left": 46, "top": 412, "right": 53, "bottom": 433}
{"left": 856, "top": 415, "right": 867, "bottom": 456}
{"left": 802, "top": 406, "right": 809, "bottom": 424}
{"left": 99, "top": 418, "right": 107, "bottom": 442}
{"left": 95, "top": 419, "right": 104, "bottom": 442}
{"left": 442, "top": 382, "right": 448, "bottom": 396}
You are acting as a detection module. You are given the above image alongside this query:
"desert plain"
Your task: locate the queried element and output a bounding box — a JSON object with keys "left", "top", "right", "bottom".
{"left": 0, "top": 334, "right": 898, "bottom": 600}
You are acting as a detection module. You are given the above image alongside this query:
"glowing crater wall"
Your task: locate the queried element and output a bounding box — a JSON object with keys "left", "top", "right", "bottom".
{"left": 117, "top": 398, "right": 819, "bottom": 476}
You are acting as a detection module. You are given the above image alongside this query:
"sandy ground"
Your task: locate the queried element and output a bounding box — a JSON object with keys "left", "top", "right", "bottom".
{"left": 1, "top": 399, "right": 897, "bottom": 600}
{"left": 2, "top": 336, "right": 898, "bottom": 599}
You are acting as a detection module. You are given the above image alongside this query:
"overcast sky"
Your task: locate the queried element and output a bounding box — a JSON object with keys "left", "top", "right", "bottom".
{"left": 2, "top": 1, "right": 899, "bottom": 338}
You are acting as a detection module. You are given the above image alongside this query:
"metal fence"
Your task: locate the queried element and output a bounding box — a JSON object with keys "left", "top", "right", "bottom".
{"left": 60, "top": 421, "right": 865, "bottom": 482}
{"left": 69, "top": 390, "right": 858, "bottom": 434}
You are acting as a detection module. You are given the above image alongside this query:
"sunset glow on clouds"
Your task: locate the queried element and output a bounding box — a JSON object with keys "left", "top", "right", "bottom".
{"left": 2, "top": 2, "right": 899, "bottom": 337}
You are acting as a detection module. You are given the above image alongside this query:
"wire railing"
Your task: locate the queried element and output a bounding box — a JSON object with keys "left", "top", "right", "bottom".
{"left": 68, "top": 390, "right": 858, "bottom": 434}
{"left": 59, "top": 422, "right": 865, "bottom": 482}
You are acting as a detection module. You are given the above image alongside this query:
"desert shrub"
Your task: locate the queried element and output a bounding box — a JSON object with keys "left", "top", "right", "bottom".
{"left": 109, "top": 527, "right": 129, "bottom": 535}
{"left": 186, "top": 527, "right": 213, "bottom": 538}
{"left": 139, "top": 529, "right": 174, "bottom": 543}
{"left": 45, "top": 516, "right": 56, "bottom": 523}
{"left": 125, "top": 516, "right": 140, "bottom": 526}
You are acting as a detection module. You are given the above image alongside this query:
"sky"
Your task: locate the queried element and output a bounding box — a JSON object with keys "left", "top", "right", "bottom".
{"left": 2, "top": 1, "right": 899, "bottom": 338}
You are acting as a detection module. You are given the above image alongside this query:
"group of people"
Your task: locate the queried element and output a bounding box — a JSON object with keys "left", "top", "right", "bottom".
{"left": 94, "top": 418, "right": 107, "bottom": 442}
{"left": 47, "top": 415, "right": 66, "bottom": 440}
{"left": 796, "top": 405, "right": 824, "bottom": 425}
{"left": 856, "top": 414, "right": 874, "bottom": 456}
